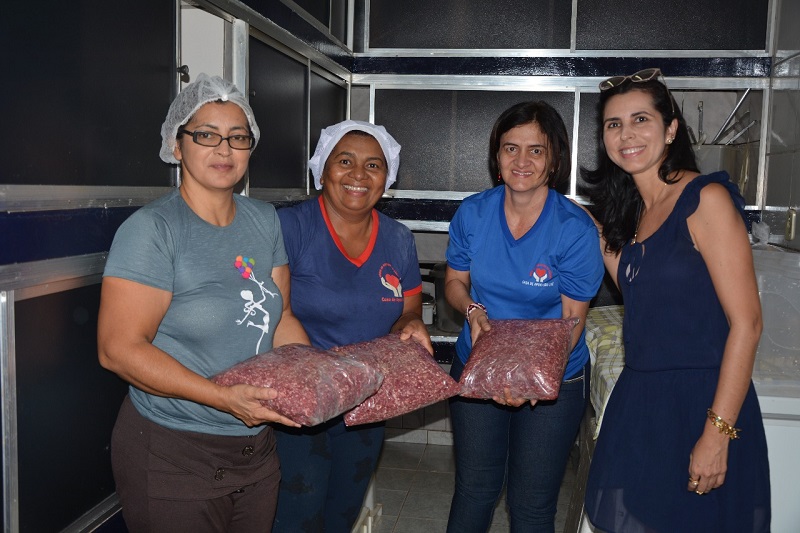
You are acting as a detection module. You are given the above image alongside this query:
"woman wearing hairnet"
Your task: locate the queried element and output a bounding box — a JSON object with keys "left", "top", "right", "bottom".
{"left": 272, "top": 120, "right": 433, "bottom": 532}
{"left": 98, "top": 73, "right": 309, "bottom": 532}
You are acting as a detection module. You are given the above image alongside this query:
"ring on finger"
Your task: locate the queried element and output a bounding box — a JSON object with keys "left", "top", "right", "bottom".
{"left": 689, "top": 477, "right": 699, "bottom": 486}
{"left": 695, "top": 490, "right": 705, "bottom": 495}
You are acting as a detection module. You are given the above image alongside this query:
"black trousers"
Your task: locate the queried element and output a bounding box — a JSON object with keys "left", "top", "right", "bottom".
{"left": 111, "top": 396, "right": 280, "bottom": 533}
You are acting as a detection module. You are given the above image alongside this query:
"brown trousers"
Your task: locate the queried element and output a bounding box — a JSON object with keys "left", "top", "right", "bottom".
{"left": 111, "top": 396, "right": 280, "bottom": 533}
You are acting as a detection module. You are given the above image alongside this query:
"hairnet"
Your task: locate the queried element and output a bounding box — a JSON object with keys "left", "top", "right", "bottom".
{"left": 159, "top": 73, "right": 260, "bottom": 165}
{"left": 308, "top": 120, "right": 401, "bottom": 192}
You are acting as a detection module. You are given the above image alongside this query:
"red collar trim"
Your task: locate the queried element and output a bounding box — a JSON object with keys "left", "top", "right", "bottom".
{"left": 318, "top": 196, "right": 379, "bottom": 267}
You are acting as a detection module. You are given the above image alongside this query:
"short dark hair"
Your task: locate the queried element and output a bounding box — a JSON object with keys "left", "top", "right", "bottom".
{"left": 488, "top": 101, "right": 571, "bottom": 189}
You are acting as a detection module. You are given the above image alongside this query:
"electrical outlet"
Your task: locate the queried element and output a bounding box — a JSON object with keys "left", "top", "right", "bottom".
{"left": 786, "top": 208, "right": 797, "bottom": 241}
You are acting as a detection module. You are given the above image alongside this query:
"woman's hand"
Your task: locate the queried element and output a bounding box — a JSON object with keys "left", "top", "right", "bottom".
{"left": 443, "top": 265, "right": 491, "bottom": 346}
{"left": 392, "top": 292, "right": 434, "bottom": 355}
{"left": 398, "top": 317, "right": 434, "bottom": 355}
{"left": 468, "top": 309, "right": 491, "bottom": 347}
{"left": 492, "top": 387, "right": 537, "bottom": 408}
{"left": 221, "top": 383, "right": 301, "bottom": 428}
{"left": 687, "top": 425, "right": 730, "bottom": 495}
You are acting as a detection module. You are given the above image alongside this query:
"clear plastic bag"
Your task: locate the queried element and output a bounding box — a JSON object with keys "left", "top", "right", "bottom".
{"left": 332, "top": 333, "right": 461, "bottom": 426}
{"left": 212, "top": 344, "right": 383, "bottom": 426}
{"left": 459, "top": 318, "right": 579, "bottom": 400}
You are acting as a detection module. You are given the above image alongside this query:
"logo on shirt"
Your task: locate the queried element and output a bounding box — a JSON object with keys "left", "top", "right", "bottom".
{"left": 379, "top": 262, "right": 403, "bottom": 300}
{"left": 531, "top": 263, "right": 552, "bottom": 283}
{"left": 234, "top": 255, "right": 277, "bottom": 353}
{"left": 523, "top": 262, "right": 555, "bottom": 287}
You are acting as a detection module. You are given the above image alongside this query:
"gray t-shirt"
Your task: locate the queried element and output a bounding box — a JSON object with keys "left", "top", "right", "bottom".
{"left": 104, "top": 190, "right": 288, "bottom": 435}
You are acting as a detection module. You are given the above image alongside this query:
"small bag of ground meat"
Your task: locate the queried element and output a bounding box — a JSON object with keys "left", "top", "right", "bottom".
{"left": 212, "top": 344, "right": 383, "bottom": 426}
{"left": 459, "top": 318, "right": 579, "bottom": 401}
{"left": 331, "top": 333, "right": 461, "bottom": 426}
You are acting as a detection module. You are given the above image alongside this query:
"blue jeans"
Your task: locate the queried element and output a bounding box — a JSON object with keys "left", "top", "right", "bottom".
{"left": 446, "top": 358, "right": 589, "bottom": 533}
{"left": 272, "top": 417, "right": 384, "bottom": 533}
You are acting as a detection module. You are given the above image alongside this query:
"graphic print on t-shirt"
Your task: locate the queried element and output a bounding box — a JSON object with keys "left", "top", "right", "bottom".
{"left": 234, "top": 255, "right": 278, "bottom": 352}
{"left": 379, "top": 262, "right": 403, "bottom": 299}
{"left": 531, "top": 263, "right": 551, "bottom": 283}
{"left": 524, "top": 263, "right": 555, "bottom": 287}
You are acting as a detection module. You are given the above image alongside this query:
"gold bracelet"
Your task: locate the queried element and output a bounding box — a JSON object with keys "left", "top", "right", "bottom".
{"left": 706, "top": 409, "right": 741, "bottom": 440}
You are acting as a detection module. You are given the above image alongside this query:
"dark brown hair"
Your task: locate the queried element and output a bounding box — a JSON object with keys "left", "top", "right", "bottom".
{"left": 488, "top": 101, "right": 571, "bottom": 189}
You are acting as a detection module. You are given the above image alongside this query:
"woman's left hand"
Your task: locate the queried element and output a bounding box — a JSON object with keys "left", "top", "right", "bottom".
{"left": 492, "top": 387, "right": 537, "bottom": 408}
{"left": 687, "top": 427, "right": 730, "bottom": 495}
{"left": 398, "top": 318, "right": 434, "bottom": 355}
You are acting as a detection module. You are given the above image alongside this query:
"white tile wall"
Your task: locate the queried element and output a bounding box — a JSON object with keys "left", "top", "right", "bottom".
{"left": 385, "top": 400, "right": 454, "bottom": 445}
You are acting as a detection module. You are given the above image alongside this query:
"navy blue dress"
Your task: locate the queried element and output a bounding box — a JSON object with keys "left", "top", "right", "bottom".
{"left": 584, "top": 172, "right": 771, "bottom": 532}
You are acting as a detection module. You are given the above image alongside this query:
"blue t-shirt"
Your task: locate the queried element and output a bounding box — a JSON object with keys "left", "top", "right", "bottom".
{"left": 278, "top": 197, "right": 422, "bottom": 349}
{"left": 447, "top": 186, "right": 603, "bottom": 378}
{"left": 103, "top": 189, "right": 288, "bottom": 436}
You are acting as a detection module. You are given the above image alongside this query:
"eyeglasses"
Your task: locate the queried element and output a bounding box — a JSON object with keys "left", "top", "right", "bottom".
{"left": 599, "top": 68, "right": 675, "bottom": 115}
{"left": 179, "top": 129, "right": 254, "bottom": 150}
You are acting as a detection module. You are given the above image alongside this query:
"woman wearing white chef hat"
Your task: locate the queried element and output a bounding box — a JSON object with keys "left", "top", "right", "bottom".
{"left": 272, "top": 120, "right": 432, "bottom": 532}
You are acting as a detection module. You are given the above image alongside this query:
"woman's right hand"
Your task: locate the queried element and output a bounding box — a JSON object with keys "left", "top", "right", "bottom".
{"left": 221, "top": 383, "right": 301, "bottom": 428}
{"left": 468, "top": 309, "right": 491, "bottom": 347}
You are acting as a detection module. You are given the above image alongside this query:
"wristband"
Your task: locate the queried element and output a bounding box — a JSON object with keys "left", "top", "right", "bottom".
{"left": 466, "top": 302, "right": 487, "bottom": 323}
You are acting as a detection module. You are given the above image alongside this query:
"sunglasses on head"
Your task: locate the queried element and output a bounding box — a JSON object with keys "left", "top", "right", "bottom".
{"left": 599, "top": 68, "right": 675, "bottom": 115}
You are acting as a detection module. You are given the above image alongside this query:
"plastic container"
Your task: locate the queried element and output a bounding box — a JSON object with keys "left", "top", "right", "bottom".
{"left": 421, "top": 293, "right": 435, "bottom": 325}
{"left": 752, "top": 248, "right": 800, "bottom": 389}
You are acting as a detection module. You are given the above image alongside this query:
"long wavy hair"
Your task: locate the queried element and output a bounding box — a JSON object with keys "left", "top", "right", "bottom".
{"left": 581, "top": 77, "right": 698, "bottom": 254}
{"left": 489, "top": 101, "right": 571, "bottom": 189}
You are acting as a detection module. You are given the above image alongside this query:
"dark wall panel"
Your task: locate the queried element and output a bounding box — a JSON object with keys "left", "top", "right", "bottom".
{"left": 1, "top": 1, "right": 174, "bottom": 186}
{"left": 239, "top": 0, "right": 353, "bottom": 68}
{"left": 290, "top": 0, "right": 348, "bottom": 43}
{"left": 0, "top": 207, "right": 138, "bottom": 266}
{"left": 369, "top": 0, "right": 571, "bottom": 49}
{"left": 292, "top": 0, "right": 329, "bottom": 26}
{"left": 15, "top": 284, "right": 129, "bottom": 531}
{"left": 248, "top": 38, "right": 307, "bottom": 188}
{"left": 374, "top": 90, "right": 574, "bottom": 193}
{"left": 577, "top": 92, "right": 601, "bottom": 192}
{"left": 309, "top": 72, "right": 347, "bottom": 186}
{"left": 576, "top": 0, "right": 768, "bottom": 50}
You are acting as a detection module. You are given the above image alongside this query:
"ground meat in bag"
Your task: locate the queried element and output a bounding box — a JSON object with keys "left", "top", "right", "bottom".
{"left": 331, "top": 333, "right": 461, "bottom": 426}
{"left": 211, "top": 344, "right": 383, "bottom": 426}
{"left": 459, "top": 318, "right": 579, "bottom": 400}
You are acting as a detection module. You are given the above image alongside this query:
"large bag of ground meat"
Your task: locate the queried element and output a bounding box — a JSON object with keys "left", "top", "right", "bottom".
{"left": 212, "top": 344, "right": 383, "bottom": 426}
{"left": 459, "top": 318, "right": 579, "bottom": 400}
{"left": 331, "top": 333, "right": 461, "bottom": 426}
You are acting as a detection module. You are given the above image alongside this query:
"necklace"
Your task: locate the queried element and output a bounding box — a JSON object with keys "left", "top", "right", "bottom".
{"left": 631, "top": 201, "right": 643, "bottom": 245}
{"left": 632, "top": 181, "right": 669, "bottom": 245}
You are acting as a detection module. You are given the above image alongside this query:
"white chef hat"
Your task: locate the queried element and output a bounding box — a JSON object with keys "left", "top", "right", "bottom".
{"left": 308, "top": 120, "right": 401, "bottom": 192}
{"left": 159, "top": 73, "right": 260, "bottom": 165}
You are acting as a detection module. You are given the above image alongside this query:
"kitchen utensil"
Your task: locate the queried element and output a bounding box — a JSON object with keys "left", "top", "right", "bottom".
{"left": 737, "top": 141, "right": 751, "bottom": 194}
{"left": 714, "top": 110, "right": 750, "bottom": 144}
{"left": 710, "top": 88, "right": 751, "bottom": 145}
{"left": 696, "top": 101, "right": 706, "bottom": 145}
{"left": 422, "top": 293, "right": 435, "bottom": 325}
{"left": 725, "top": 119, "right": 758, "bottom": 145}
{"left": 687, "top": 125, "right": 698, "bottom": 145}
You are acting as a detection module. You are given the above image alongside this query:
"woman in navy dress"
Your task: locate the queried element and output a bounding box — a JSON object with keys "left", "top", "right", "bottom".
{"left": 582, "top": 69, "right": 770, "bottom": 532}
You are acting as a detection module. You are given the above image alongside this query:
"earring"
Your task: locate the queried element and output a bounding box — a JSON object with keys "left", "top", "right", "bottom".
{"left": 666, "top": 138, "right": 673, "bottom": 144}
{"left": 497, "top": 172, "right": 503, "bottom": 183}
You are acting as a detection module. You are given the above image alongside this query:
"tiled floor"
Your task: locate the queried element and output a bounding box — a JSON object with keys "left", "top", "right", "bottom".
{"left": 371, "top": 441, "right": 577, "bottom": 533}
